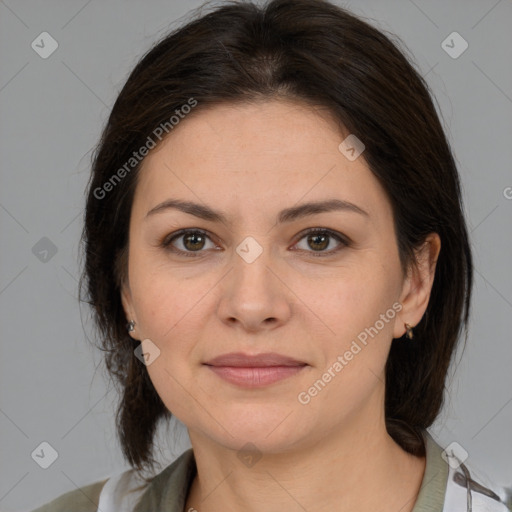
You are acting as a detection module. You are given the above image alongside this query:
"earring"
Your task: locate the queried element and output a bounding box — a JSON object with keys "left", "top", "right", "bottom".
{"left": 127, "top": 320, "right": 136, "bottom": 333}
{"left": 404, "top": 323, "right": 414, "bottom": 340}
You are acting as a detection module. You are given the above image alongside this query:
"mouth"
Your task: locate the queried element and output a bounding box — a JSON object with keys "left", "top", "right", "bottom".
{"left": 203, "top": 352, "right": 308, "bottom": 388}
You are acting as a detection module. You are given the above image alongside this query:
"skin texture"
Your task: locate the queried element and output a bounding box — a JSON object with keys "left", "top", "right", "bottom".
{"left": 121, "top": 99, "right": 441, "bottom": 512}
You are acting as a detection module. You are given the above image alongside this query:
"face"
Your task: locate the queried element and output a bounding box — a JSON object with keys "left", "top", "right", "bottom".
{"left": 121, "top": 99, "right": 438, "bottom": 454}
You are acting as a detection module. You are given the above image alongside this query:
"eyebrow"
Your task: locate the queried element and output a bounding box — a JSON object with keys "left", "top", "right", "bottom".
{"left": 145, "top": 198, "right": 369, "bottom": 224}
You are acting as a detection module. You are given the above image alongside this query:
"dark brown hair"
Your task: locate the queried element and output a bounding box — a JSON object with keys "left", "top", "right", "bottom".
{"left": 79, "top": 0, "right": 473, "bottom": 474}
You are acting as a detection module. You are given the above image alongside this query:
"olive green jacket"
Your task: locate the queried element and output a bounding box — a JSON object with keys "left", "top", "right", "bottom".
{"left": 31, "top": 431, "right": 510, "bottom": 512}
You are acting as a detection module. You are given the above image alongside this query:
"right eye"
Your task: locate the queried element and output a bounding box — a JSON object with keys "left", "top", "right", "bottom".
{"left": 160, "top": 229, "right": 219, "bottom": 257}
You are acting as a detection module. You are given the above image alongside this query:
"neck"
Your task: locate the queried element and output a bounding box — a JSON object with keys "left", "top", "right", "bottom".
{"left": 185, "top": 414, "right": 426, "bottom": 512}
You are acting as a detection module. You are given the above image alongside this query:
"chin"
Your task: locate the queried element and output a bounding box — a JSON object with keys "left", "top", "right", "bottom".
{"left": 192, "top": 410, "right": 313, "bottom": 455}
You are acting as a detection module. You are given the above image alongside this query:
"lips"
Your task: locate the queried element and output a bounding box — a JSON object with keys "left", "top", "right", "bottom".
{"left": 203, "top": 352, "right": 308, "bottom": 388}
{"left": 204, "top": 352, "right": 307, "bottom": 367}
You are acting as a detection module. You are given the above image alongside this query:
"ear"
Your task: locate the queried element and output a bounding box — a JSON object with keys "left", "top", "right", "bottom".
{"left": 393, "top": 233, "right": 441, "bottom": 339}
{"left": 120, "top": 281, "right": 138, "bottom": 340}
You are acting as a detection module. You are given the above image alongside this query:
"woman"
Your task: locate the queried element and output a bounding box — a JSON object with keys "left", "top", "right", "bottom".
{"left": 32, "top": 0, "right": 511, "bottom": 511}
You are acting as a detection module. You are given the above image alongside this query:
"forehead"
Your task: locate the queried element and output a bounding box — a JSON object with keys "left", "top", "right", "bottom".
{"left": 132, "top": 100, "right": 390, "bottom": 224}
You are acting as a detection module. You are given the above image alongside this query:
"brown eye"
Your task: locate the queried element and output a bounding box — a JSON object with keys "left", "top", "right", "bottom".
{"left": 293, "top": 228, "right": 349, "bottom": 257}
{"left": 161, "top": 229, "right": 216, "bottom": 257}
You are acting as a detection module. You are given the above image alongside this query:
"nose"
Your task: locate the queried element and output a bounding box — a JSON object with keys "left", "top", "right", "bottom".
{"left": 216, "top": 240, "right": 293, "bottom": 333}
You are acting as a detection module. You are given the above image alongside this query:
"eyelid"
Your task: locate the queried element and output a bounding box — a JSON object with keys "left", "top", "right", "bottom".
{"left": 160, "top": 227, "right": 350, "bottom": 257}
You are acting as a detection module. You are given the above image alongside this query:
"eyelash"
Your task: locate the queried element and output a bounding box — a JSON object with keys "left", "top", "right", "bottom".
{"left": 159, "top": 228, "right": 349, "bottom": 258}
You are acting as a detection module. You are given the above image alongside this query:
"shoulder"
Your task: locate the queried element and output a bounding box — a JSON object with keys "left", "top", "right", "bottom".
{"left": 133, "top": 449, "right": 196, "bottom": 511}
{"left": 30, "top": 450, "right": 196, "bottom": 512}
{"left": 441, "top": 440, "right": 511, "bottom": 511}
{"left": 420, "top": 430, "right": 511, "bottom": 512}
{"left": 30, "top": 478, "right": 108, "bottom": 512}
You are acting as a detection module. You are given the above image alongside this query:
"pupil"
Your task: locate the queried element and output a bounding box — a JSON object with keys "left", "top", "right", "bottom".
{"left": 185, "top": 233, "right": 204, "bottom": 251}
{"left": 309, "top": 233, "right": 328, "bottom": 251}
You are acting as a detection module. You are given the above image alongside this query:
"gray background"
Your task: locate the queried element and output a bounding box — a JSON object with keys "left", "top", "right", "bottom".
{"left": 1, "top": 0, "right": 511, "bottom": 510}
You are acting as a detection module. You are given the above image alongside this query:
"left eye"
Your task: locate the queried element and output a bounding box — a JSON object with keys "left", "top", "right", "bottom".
{"left": 160, "top": 228, "right": 348, "bottom": 257}
{"left": 293, "top": 229, "right": 348, "bottom": 256}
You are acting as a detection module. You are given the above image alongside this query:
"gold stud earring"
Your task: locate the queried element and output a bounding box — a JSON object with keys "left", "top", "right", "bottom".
{"left": 404, "top": 323, "right": 414, "bottom": 340}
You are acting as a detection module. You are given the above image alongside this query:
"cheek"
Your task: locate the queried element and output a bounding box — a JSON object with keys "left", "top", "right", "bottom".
{"left": 303, "top": 264, "right": 399, "bottom": 344}
{"left": 128, "top": 248, "right": 211, "bottom": 339}
{"left": 296, "top": 276, "right": 399, "bottom": 418}
{"left": 128, "top": 269, "right": 206, "bottom": 417}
